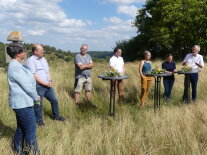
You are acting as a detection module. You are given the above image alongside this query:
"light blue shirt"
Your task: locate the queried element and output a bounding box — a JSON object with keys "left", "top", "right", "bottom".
{"left": 26, "top": 55, "right": 50, "bottom": 83}
{"left": 8, "top": 59, "right": 38, "bottom": 109}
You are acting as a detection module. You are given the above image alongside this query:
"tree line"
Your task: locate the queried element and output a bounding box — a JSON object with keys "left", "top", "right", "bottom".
{"left": 0, "top": 42, "right": 113, "bottom": 68}
{"left": 117, "top": 0, "right": 207, "bottom": 61}
{"left": 0, "top": 42, "right": 74, "bottom": 67}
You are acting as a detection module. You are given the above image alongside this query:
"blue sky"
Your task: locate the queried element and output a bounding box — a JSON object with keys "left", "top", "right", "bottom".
{"left": 0, "top": 0, "right": 145, "bottom": 52}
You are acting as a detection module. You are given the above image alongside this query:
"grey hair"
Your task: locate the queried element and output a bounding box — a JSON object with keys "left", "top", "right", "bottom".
{"left": 192, "top": 45, "right": 200, "bottom": 51}
{"left": 144, "top": 51, "right": 151, "bottom": 56}
{"left": 80, "top": 44, "right": 88, "bottom": 50}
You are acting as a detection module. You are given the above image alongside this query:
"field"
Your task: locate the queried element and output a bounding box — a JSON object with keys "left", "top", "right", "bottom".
{"left": 0, "top": 60, "right": 207, "bottom": 155}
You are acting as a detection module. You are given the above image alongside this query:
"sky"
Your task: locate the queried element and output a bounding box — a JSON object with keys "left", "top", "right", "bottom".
{"left": 0, "top": 0, "right": 145, "bottom": 52}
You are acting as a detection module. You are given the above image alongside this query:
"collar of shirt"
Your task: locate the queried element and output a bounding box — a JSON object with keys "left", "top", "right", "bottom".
{"left": 191, "top": 53, "right": 199, "bottom": 58}
{"left": 113, "top": 55, "right": 121, "bottom": 59}
{"left": 33, "top": 55, "right": 42, "bottom": 60}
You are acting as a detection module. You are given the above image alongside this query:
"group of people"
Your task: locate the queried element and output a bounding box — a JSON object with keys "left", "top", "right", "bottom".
{"left": 7, "top": 43, "right": 67, "bottom": 154}
{"left": 139, "top": 45, "right": 204, "bottom": 106}
{"left": 6, "top": 42, "right": 204, "bottom": 154}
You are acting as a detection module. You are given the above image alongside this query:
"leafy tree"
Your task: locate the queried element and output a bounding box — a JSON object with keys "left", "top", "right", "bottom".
{"left": 0, "top": 42, "right": 6, "bottom": 67}
{"left": 117, "top": 0, "right": 207, "bottom": 61}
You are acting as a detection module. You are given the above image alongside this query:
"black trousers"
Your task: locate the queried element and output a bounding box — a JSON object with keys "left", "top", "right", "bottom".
{"left": 183, "top": 73, "right": 198, "bottom": 101}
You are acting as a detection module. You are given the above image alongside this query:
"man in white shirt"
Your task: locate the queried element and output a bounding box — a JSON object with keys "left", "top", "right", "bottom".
{"left": 182, "top": 45, "right": 204, "bottom": 102}
{"left": 109, "top": 48, "right": 125, "bottom": 102}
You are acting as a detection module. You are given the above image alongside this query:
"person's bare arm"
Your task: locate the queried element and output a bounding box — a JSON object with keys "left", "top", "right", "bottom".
{"left": 139, "top": 60, "right": 144, "bottom": 77}
{"left": 182, "top": 62, "right": 187, "bottom": 66}
{"left": 110, "top": 66, "right": 115, "bottom": 70}
{"left": 76, "top": 62, "right": 93, "bottom": 70}
{"left": 47, "top": 71, "right": 52, "bottom": 87}
{"left": 122, "top": 64, "right": 125, "bottom": 74}
{"left": 182, "top": 55, "right": 188, "bottom": 66}
{"left": 47, "top": 71, "right": 51, "bottom": 81}
{"left": 195, "top": 62, "right": 203, "bottom": 68}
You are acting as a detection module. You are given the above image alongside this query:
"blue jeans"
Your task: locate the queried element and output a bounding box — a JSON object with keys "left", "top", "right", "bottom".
{"left": 163, "top": 79, "right": 174, "bottom": 99}
{"left": 13, "top": 107, "right": 39, "bottom": 154}
{"left": 35, "top": 84, "right": 60, "bottom": 123}
{"left": 183, "top": 73, "right": 198, "bottom": 101}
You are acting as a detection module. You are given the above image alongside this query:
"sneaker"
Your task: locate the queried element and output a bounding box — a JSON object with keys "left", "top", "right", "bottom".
{"left": 24, "top": 149, "right": 40, "bottom": 155}
{"left": 37, "top": 121, "right": 45, "bottom": 127}
{"left": 53, "top": 116, "right": 65, "bottom": 122}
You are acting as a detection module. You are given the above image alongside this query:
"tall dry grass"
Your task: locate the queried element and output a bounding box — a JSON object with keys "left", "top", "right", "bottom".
{"left": 0, "top": 60, "right": 207, "bottom": 155}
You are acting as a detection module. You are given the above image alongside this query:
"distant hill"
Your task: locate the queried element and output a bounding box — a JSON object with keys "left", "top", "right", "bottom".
{"left": 73, "top": 51, "right": 113, "bottom": 59}
{"left": 0, "top": 42, "right": 114, "bottom": 68}
{"left": 0, "top": 42, "right": 73, "bottom": 67}
{"left": 88, "top": 51, "right": 113, "bottom": 59}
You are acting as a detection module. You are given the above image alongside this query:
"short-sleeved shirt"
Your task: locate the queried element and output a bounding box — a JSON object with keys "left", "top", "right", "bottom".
{"left": 183, "top": 53, "right": 204, "bottom": 70}
{"left": 109, "top": 55, "right": 124, "bottom": 73}
{"left": 162, "top": 61, "right": 176, "bottom": 80}
{"left": 74, "top": 53, "right": 93, "bottom": 79}
{"left": 25, "top": 55, "right": 50, "bottom": 83}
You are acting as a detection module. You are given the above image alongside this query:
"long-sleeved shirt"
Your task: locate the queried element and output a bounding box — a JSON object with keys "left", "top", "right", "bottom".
{"left": 8, "top": 59, "right": 38, "bottom": 109}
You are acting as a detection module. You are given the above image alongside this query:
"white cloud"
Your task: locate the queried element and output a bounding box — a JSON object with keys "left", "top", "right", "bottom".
{"left": 59, "top": 19, "right": 86, "bottom": 27}
{"left": 117, "top": 5, "right": 138, "bottom": 17}
{"left": 103, "top": 17, "right": 122, "bottom": 24}
{"left": 103, "top": 17, "right": 134, "bottom": 32}
{"left": 0, "top": 0, "right": 17, "bottom": 8}
{"left": 28, "top": 30, "right": 46, "bottom": 36}
{"left": 0, "top": 0, "right": 138, "bottom": 51}
{"left": 0, "top": 0, "right": 88, "bottom": 30}
{"left": 104, "top": 0, "right": 140, "bottom": 17}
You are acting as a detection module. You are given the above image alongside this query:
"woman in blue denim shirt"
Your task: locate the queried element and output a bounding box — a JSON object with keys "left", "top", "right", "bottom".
{"left": 7, "top": 43, "right": 40, "bottom": 154}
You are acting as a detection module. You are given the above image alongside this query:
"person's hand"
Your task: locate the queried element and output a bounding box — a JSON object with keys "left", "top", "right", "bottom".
{"left": 38, "top": 96, "right": 41, "bottom": 102}
{"left": 35, "top": 96, "right": 41, "bottom": 107}
{"left": 195, "top": 62, "right": 200, "bottom": 66}
{"left": 48, "top": 81, "right": 52, "bottom": 87}
{"left": 172, "top": 70, "right": 177, "bottom": 74}
{"left": 183, "top": 62, "right": 187, "bottom": 66}
{"left": 140, "top": 73, "right": 144, "bottom": 78}
{"left": 44, "top": 82, "right": 52, "bottom": 88}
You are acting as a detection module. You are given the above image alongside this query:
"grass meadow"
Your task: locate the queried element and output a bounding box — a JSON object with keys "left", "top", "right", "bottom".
{"left": 0, "top": 60, "right": 207, "bottom": 155}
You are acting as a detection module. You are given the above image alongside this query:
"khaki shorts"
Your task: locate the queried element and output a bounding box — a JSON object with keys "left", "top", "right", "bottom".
{"left": 74, "top": 77, "right": 92, "bottom": 93}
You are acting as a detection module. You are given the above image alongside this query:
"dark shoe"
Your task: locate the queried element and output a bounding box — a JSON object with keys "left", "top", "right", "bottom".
{"left": 33, "top": 149, "right": 40, "bottom": 155}
{"left": 165, "top": 98, "right": 170, "bottom": 104}
{"left": 87, "top": 102, "right": 97, "bottom": 109}
{"left": 37, "top": 121, "right": 45, "bottom": 127}
{"left": 13, "top": 151, "right": 25, "bottom": 155}
{"left": 53, "top": 116, "right": 65, "bottom": 122}
{"left": 24, "top": 149, "right": 40, "bottom": 155}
